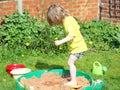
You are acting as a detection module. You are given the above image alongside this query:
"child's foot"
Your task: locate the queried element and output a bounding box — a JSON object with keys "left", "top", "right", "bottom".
{"left": 64, "top": 81, "right": 77, "bottom": 86}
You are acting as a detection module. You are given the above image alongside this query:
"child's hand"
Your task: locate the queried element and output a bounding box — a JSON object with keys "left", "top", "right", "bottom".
{"left": 55, "top": 40, "right": 62, "bottom": 46}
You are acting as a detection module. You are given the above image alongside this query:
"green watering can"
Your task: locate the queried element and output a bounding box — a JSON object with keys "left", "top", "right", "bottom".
{"left": 92, "top": 61, "right": 103, "bottom": 75}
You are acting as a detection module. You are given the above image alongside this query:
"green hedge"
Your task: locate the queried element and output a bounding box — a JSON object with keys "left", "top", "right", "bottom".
{"left": 0, "top": 10, "right": 120, "bottom": 55}
{"left": 80, "top": 19, "right": 120, "bottom": 51}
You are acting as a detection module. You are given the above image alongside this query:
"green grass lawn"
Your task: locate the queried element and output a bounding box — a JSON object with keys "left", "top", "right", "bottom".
{"left": 0, "top": 48, "right": 120, "bottom": 90}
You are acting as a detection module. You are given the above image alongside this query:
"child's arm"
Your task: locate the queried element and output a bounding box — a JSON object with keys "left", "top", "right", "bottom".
{"left": 55, "top": 36, "right": 74, "bottom": 46}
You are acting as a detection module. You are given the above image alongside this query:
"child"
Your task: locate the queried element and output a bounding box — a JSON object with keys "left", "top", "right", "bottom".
{"left": 47, "top": 4, "right": 88, "bottom": 86}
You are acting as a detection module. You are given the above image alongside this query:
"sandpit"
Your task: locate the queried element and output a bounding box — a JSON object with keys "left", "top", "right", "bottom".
{"left": 20, "top": 72, "right": 90, "bottom": 90}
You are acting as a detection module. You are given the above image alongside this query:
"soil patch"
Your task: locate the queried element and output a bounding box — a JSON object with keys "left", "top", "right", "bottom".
{"left": 20, "top": 72, "right": 90, "bottom": 90}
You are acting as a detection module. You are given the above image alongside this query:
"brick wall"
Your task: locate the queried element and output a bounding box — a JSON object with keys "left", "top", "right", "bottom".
{"left": 0, "top": 0, "right": 99, "bottom": 22}
{"left": 0, "top": 0, "right": 16, "bottom": 16}
{"left": 100, "top": 0, "right": 120, "bottom": 24}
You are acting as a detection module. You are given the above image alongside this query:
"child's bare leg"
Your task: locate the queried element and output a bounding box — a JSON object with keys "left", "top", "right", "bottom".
{"left": 64, "top": 54, "right": 78, "bottom": 86}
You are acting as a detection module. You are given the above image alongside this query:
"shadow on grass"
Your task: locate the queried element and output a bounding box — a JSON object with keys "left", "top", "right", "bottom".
{"left": 35, "top": 61, "right": 64, "bottom": 70}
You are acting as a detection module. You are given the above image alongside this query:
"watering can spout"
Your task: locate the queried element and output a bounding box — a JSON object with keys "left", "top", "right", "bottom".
{"left": 92, "top": 61, "right": 103, "bottom": 75}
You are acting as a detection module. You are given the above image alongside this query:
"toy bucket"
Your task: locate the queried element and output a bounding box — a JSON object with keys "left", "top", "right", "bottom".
{"left": 92, "top": 61, "right": 103, "bottom": 75}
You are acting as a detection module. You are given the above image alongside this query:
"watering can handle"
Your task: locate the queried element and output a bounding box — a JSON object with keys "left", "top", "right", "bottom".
{"left": 93, "top": 61, "right": 102, "bottom": 67}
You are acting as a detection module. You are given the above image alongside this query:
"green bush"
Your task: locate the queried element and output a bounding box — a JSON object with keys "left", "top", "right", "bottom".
{"left": 0, "top": 10, "right": 68, "bottom": 55}
{"left": 0, "top": 10, "right": 120, "bottom": 55}
{"left": 80, "top": 19, "right": 120, "bottom": 51}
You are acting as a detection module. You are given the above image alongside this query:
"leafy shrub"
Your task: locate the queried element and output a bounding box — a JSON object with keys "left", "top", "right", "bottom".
{"left": 80, "top": 19, "right": 120, "bottom": 51}
{"left": 114, "top": 33, "right": 120, "bottom": 43}
{"left": 0, "top": 10, "right": 120, "bottom": 56}
{"left": 0, "top": 10, "right": 68, "bottom": 55}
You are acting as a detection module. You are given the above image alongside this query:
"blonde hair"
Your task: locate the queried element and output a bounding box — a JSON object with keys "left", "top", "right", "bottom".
{"left": 47, "top": 4, "right": 69, "bottom": 26}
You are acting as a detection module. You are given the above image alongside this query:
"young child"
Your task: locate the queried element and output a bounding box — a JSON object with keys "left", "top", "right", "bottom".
{"left": 47, "top": 4, "right": 88, "bottom": 86}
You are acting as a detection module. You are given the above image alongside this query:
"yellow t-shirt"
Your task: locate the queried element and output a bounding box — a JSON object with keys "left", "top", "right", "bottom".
{"left": 63, "top": 16, "right": 88, "bottom": 54}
